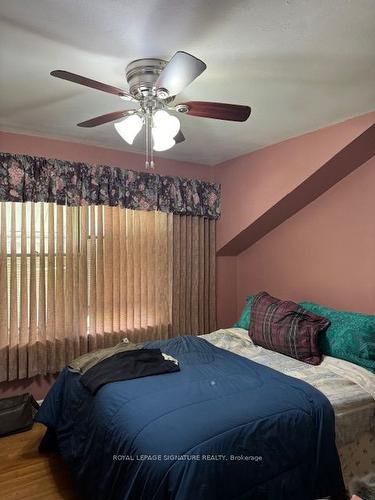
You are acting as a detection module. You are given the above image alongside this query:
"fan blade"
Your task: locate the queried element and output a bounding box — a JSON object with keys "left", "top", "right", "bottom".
{"left": 174, "top": 130, "right": 185, "bottom": 144}
{"left": 155, "top": 51, "right": 206, "bottom": 97}
{"left": 51, "top": 70, "right": 135, "bottom": 100}
{"left": 178, "top": 101, "right": 251, "bottom": 122}
{"left": 77, "top": 110, "right": 136, "bottom": 127}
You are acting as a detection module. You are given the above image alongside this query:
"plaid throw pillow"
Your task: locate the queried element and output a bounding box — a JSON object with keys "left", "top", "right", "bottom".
{"left": 249, "top": 292, "right": 330, "bottom": 365}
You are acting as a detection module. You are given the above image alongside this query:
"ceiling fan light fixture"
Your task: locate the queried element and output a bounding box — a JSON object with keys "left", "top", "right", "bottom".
{"left": 114, "top": 114, "right": 143, "bottom": 144}
{"left": 51, "top": 51, "right": 251, "bottom": 169}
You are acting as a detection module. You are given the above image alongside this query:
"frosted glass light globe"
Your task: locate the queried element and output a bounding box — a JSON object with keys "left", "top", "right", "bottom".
{"left": 153, "top": 110, "right": 180, "bottom": 138}
{"left": 152, "top": 128, "right": 176, "bottom": 151}
{"left": 114, "top": 114, "right": 143, "bottom": 144}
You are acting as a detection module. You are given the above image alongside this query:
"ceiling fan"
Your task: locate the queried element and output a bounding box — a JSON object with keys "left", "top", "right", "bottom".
{"left": 51, "top": 51, "right": 251, "bottom": 168}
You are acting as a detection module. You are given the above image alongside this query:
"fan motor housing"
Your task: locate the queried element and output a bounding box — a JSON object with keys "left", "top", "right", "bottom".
{"left": 126, "top": 58, "right": 169, "bottom": 99}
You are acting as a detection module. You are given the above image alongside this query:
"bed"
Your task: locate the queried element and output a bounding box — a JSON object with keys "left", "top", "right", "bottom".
{"left": 35, "top": 331, "right": 350, "bottom": 500}
{"left": 203, "top": 327, "right": 375, "bottom": 485}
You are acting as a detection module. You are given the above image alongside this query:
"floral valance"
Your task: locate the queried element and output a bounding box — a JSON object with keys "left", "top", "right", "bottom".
{"left": 0, "top": 152, "right": 221, "bottom": 219}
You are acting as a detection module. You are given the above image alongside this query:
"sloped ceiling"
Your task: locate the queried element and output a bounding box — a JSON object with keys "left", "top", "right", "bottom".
{"left": 0, "top": 0, "right": 374, "bottom": 165}
{"left": 218, "top": 121, "right": 375, "bottom": 255}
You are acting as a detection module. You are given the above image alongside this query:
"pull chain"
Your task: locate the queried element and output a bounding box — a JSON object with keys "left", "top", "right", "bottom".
{"left": 150, "top": 111, "right": 154, "bottom": 169}
{"left": 144, "top": 109, "right": 155, "bottom": 170}
{"left": 145, "top": 112, "right": 149, "bottom": 169}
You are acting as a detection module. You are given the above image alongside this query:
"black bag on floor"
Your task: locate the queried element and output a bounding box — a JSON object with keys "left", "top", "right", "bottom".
{"left": 0, "top": 393, "right": 40, "bottom": 437}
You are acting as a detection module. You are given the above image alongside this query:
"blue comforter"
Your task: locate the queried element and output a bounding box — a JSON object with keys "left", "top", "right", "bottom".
{"left": 36, "top": 336, "right": 344, "bottom": 499}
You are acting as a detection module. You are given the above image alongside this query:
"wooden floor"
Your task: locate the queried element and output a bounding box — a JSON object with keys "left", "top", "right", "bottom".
{"left": 0, "top": 423, "right": 80, "bottom": 499}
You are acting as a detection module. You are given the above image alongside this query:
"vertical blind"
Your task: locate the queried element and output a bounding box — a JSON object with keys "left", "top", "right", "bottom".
{"left": 0, "top": 202, "right": 216, "bottom": 382}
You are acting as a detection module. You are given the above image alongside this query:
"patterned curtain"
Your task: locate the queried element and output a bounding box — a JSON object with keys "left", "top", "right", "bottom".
{"left": 0, "top": 152, "right": 220, "bottom": 219}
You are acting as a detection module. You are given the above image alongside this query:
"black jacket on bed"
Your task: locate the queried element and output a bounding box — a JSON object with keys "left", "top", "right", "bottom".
{"left": 80, "top": 348, "right": 180, "bottom": 394}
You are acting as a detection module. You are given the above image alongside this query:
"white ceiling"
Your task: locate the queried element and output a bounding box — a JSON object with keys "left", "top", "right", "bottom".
{"left": 0, "top": 0, "right": 374, "bottom": 165}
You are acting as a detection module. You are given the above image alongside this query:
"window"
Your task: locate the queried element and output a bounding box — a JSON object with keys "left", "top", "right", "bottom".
{"left": 0, "top": 202, "right": 216, "bottom": 381}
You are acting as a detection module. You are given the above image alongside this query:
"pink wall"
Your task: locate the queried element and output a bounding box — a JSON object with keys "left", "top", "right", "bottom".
{"left": 236, "top": 157, "right": 375, "bottom": 317}
{"left": 215, "top": 112, "right": 375, "bottom": 327}
{"left": 0, "top": 131, "right": 214, "bottom": 181}
{"left": 215, "top": 111, "right": 375, "bottom": 251}
{"left": 214, "top": 112, "right": 375, "bottom": 327}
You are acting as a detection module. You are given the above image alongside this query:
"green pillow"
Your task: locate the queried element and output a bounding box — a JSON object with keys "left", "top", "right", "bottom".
{"left": 234, "top": 295, "right": 254, "bottom": 330}
{"left": 300, "top": 302, "right": 375, "bottom": 372}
